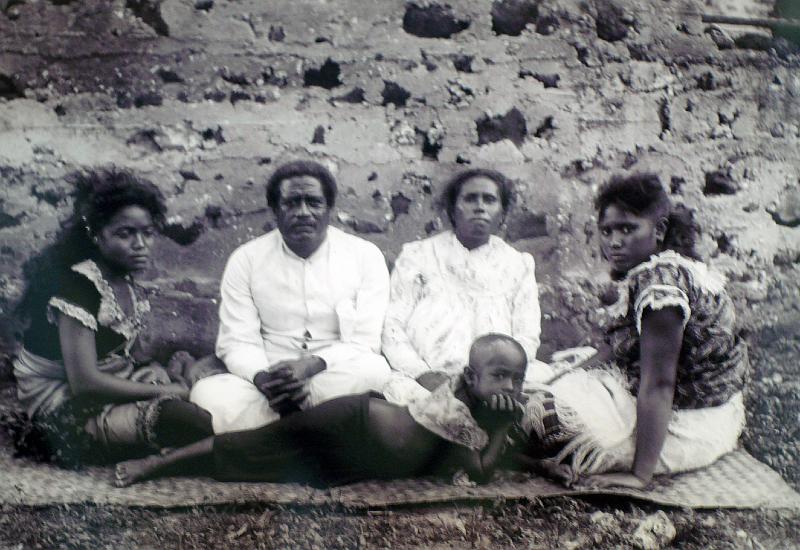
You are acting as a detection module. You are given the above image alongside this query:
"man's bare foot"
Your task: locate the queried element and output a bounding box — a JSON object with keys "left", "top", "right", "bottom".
{"left": 115, "top": 455, "right": 168, "bottom": 487}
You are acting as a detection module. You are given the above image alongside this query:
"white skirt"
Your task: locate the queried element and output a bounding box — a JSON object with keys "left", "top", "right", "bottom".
{"left": 525, "top": 365, "right": 745, "bottom": 478}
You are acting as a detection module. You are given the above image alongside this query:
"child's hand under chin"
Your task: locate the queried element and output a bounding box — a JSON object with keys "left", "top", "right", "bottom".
{"left": 475, "top": 394, "right": 524, "bottom": 430}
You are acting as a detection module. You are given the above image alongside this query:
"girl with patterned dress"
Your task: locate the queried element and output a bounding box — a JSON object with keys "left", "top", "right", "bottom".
{"left": 518, "top": 174, "right": 748, "bottom": 489}
{"left": 11, "top": 169, "right": 212, "bottom": 467}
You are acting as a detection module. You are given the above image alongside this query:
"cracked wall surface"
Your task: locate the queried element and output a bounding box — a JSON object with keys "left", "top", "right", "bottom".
{"left": 0, "top": 0, "right": 798, "bottom": 368}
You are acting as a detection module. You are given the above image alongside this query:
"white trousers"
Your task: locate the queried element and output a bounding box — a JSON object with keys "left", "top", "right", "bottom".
{"left": 190, "top": 352, "right": 391, "bottom": 433}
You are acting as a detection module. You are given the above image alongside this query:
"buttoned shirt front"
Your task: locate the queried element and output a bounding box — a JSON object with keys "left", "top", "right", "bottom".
{"left": 216, "top": 226, "right": 390, "bottom": 382}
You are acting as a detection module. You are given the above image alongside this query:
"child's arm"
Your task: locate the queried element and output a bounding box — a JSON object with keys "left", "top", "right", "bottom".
{"left": 586, "top": 306, "right": 683, "bottom": 489}
{"left": 450, "top": 394, "right": 523, "bottom": 483}
{"left": 59, "top": 314, "right": 189, "bottom": 402}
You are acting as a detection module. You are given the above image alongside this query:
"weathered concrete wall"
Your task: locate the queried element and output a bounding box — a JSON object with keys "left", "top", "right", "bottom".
{"left": 0, "top": 0, "right": 798, "bottom": 368}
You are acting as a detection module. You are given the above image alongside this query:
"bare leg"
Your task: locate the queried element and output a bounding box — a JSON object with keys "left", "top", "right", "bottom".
{"left": 115, "top": 437, "right": 214, "bottom": 487}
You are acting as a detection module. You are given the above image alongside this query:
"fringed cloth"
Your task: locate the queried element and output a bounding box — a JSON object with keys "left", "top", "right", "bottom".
{"left": 11, "top": 347, "right": 182, "bottom": 468}
{"left": 522, "top": 363, "right": 745, "bottom": 483}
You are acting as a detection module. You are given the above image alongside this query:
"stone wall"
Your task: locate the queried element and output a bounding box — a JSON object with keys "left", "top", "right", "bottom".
{"left": 0, "top": 0, "right": 798, "bottom": 368}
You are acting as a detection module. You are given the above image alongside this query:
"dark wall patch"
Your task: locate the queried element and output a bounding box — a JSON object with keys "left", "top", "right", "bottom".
{"left": 534, "top": 116, "right": 555, "bottom": 139}
{"left": 332, "top": 87, "right": 365, "bottom": 103}
{"left": 703, "top": 170, "right": 739, "bottom": 195}
{"left": 303, "top": 59, "right": 342, "bottom": 89}
{"left": 476, "top": 107, "right": 528, "bottom": 147}
{"left": 506, "top": 210, "right": 548, "bottom": 240}
{"left": 402, "top": 3, "right": 471, "bottom": 38}
{"left": 0, "top": 74, "right": 24, "bottom": 100}
{"left": 491, "top": 0, "right": 539, "bottom": 37}
{"left": 382, "top": 81, "right": 411, "bottom": 107}
{"left": 126, "top": 0, "right": 169, "bottom": 36}
{"left": 201, "top": 126, "right": 226, "bottom": 144}
{"left": 594, "top": 0, "right": 629, "bottom": 42}
{"left": 390, "top": 192, "right": 412, "bottom": 217}
{"left": 452, "top": 54, "right": 474, "bottom": 73}
{"left": 163, "top": 220, "right": 205, "bottom": 245}
{"left": 269, "top": 25, "right": 285, "bottom": 41}
{"left": 157, "top": 69, "right": 184, "bottom": 83}
{"left": 0, "top": 202, "right": 21, "bottom": 229}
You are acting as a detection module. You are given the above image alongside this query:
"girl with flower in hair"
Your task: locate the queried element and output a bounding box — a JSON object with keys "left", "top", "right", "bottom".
{"left": 12, "top": 169, "right": 212, "bottom": 467}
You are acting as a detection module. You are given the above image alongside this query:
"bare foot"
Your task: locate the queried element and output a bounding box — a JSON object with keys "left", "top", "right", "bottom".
{"left": 166, "top": 351, "right": 194, "bottom": 386}
{"left": 115, "top": 455, "right": 168, "bottom": 487}
{"left": 535, "top": 460, "right": 575, "bottom": 486}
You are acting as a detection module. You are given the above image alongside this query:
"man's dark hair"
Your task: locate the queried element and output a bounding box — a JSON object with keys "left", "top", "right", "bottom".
{"left": 266, "top": 160, "right": 337, "bottom": 210}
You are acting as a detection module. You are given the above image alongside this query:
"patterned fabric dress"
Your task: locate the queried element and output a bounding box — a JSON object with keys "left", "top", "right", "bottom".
{"left": 12, "top": 259, "right": 176, "bottom": 467}
{"left": 522, "top": 251, "right": 749, "bottom": 480}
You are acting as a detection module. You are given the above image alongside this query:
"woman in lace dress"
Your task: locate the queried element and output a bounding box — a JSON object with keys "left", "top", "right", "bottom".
{"left": 12, "top": 169, "right": 212, "bottom": 467}
{"left": 382, "top": 168, "right": 546, "bottom": 404}
{"left": 519, "top": 174, "right": 748, "bottom": 489}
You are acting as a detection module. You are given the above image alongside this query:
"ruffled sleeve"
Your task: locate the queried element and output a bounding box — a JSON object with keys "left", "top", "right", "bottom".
{"left": 628, "top": 258, "right": 691, "bottom": 334}
{"left": 46, "top": 269, "right": 102, "bottom": 331}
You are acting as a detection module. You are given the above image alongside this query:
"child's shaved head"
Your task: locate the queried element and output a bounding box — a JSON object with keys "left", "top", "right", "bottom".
{"left": 465, "top": 333, "right": 528, "bottom": 402}
{"left": 468, "top": 333, "right": 527, "bottom": 371}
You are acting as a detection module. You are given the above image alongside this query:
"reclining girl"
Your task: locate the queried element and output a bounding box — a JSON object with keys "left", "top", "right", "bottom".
{"left": 12, "top": 168, "right": 213, "bottom": 467}
{"left": 518, "top": 173, "right": 748, "bottom": 489}
{"left": 115, "top": 333, "right": 527, "bottom": 487}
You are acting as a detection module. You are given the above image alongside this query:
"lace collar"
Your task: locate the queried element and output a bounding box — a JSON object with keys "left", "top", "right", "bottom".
{"left": 606, "top": 250, "right": 726, "bottom": 320}
{"left": 71, "top": 259, "right": 150, "bottom": 340}
{"left": 627, "top": 250, "right": 727, "bottom": 293}
{"left": 407, "top": 375, "right": 489, "bottom": 451}
{"left": 431, "top": 231, "right": 525, "bottom": 296}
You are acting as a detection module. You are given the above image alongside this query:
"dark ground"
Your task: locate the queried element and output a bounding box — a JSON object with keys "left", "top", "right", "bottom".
{"left": 1, "top": 496, "right": 798, "bottom": 549}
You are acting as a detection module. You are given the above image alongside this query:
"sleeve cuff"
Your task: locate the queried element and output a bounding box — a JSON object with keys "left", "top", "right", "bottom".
{"left": 634, "top": 284, "right": 691, "bottom": 334}
{"left": 46, "top": 297, "right": 97, "bottom": 331}
{"left": 218, "top": 348, "right": 269, "bottom": 383}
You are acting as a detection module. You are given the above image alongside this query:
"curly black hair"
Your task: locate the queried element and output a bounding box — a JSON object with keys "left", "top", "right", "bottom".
{"left": 595, "top": 173, "right": 700, "bottom": 260}
{"left": 15, "top": 168, "right": 167, "bottom": 323}
{"left": 265, "top": 160, "right": 337, "bottom": 211}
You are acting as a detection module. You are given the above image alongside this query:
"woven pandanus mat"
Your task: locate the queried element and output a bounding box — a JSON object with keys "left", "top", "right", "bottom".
{"left": 1, "top": 445, "right": 798, "bottom": 510}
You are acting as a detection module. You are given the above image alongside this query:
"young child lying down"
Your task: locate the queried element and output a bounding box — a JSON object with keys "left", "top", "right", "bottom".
{"left": 115, "top": 333, "right": 527, "bottom": 487}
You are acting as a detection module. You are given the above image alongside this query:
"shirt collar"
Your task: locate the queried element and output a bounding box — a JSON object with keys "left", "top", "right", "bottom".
{"left": 279, "top": 229, "right": 331, "bottom": 262}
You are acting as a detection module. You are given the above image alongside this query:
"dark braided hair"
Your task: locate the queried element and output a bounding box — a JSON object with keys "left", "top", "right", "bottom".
{"left": 595, "top": 173, "right": 700, "bottom": 260}
{"left": 15, "top": 168, "right": 166, "bottom": 324}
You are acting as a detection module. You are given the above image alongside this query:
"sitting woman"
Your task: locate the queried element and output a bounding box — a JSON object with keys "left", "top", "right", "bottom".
{"left": 115, "top": 333, "right": 527, "bottom": 487}
{"left": 12, "top": 169, "right": 213, "bottom": 467}
{"left": 518, "top": 173, "right": 748, "bottom": 488}
{"left": 382, "top": 168, "right": 546, "bottom": 404}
